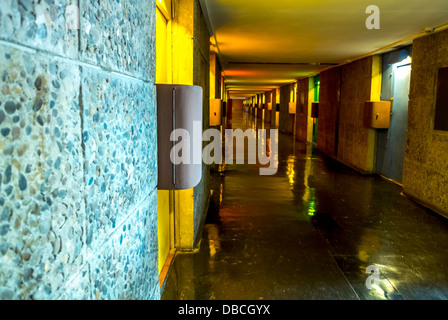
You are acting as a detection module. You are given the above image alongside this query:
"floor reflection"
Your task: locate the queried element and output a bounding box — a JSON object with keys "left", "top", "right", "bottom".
{"left": 162, "top": 109, "right": 448, "bottom": 300}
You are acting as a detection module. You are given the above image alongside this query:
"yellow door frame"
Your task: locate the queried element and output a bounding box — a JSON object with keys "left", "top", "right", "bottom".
{"left": 156, "top": 0, "right": 175, "bottom": 286}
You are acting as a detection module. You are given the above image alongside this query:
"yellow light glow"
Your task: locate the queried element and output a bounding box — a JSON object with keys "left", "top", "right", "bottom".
{"left": 156, "top": 8, "right": 168, "bottom": 84}
{"left": 286, "top": 156, "right": 295, "bottom": 186}
{"left": 308, "top": 201, "right": 316, "bottom": 216}
{"left": 156, "top": 0, "right": 171, "bottom": 21}
{"left": 157, "top": 190, "right": 170, "bottom": 274}
{"left": 396, "top": 55, "right": 412, "bottom": 67}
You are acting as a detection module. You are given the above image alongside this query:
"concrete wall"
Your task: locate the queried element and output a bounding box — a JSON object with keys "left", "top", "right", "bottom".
{"left": 209, "top": 51, "right": 222, "bottom": 100}
{"left": 167, "top": 0, "right": 211, "bottom": 251}
{"left": 0, "top": 0, "right": 159, "bottom": 299}
{"left": 402, "top": 29, "right": 448, "bottom": 216}
{"left": 192, "top": 0, "right": 211, "bottom": 247}
{"left": 295, "top": 78, "right": 309, "bottom": 142}
{"left": 317, "top": 57, "right": 379, "bottom": 174}
{"left": 337, "top": 56, "right": 377, "bottom": 174}
{"left": 279, "top": 84, "right": 293, "bottom": 134}
{"left": 317, "top": 67, "right": 341, "bottom": 158}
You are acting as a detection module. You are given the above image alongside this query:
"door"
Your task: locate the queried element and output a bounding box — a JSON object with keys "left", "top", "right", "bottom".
{"left": 375, "top": 48, "right": 412, "bottom": 184}
{"left": 156, "top": 2, "right": 173, "bottom": 278}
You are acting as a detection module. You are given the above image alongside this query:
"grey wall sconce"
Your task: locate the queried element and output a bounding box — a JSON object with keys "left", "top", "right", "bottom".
{"left": 156, "top": 84, "right": 203, "bottom": 190}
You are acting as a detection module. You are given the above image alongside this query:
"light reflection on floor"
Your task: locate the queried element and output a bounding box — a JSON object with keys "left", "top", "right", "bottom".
{"left": 162, "top": 110, "right": 448, "bottom": 300}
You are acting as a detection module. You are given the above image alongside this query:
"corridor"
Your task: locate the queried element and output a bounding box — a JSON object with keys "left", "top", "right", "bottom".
{"left": 2, "top": 0, "right": 448, "bottom": 301}
{"left": 162, "top": 109, "right": 448, "bottom": 300}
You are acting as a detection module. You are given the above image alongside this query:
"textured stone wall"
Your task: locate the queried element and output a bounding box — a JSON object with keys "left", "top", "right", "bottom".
{"left": 403, "top": 29, "right": 448, "bottom": 216}
{"left": 0, "top": 0, "right": 159, "bottom": 299}
{"left": 337, "top": 57, "right": 374, "bottom": 173}
{"left": 317, "top": 59, "right": 375, "bottom": 173}
{"left": 279, "top": 84, "right": 293, "bottom": 134}
{"left": 295, "top": 78, "right": 309, "bottom": 142}
{"left": 317, "top": 67, "right": 341, "bottom": 158}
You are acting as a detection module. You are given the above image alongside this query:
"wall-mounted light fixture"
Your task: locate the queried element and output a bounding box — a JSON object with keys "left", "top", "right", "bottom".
{"left": 396, "top": 55, "right": 412, "bottom": 68}
{"left": 156, "top": 84, "right": 203, "bottom": 190}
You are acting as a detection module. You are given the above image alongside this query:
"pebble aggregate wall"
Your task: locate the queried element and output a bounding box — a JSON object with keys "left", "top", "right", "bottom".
{"left": 0, "top": 0, "right": 159, "bottom": 299}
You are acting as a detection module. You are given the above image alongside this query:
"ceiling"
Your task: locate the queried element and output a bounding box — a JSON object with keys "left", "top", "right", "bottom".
{"left": 199, "top": 0, "right": 448, "bottom": 99}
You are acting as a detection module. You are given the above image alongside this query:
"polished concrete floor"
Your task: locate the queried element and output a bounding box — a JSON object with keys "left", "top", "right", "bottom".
{"left": 162, "top": 110, "right": 448, "bottom": 300}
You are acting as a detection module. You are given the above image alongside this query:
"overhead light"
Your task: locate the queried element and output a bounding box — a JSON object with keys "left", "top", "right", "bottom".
{"left": 396, "top": 55, "right": 412, "bottom": 68}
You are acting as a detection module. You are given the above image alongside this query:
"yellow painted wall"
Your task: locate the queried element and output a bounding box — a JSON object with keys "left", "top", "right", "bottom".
{"left": 157, "top": 0, "right": 212, "bottom": 257}
{"left": 210, "top": 51, "right": 216, "bottom": 99}
{"left": 156, "top": 0, "right": 173, "bottom": 275}
{"left": 169, "top": 0, "right": 196, "bottom": 251}
{"left": 175, "top": 189, "right": 195, "bottom": 250}
{"left": 307, "top": 77, "right": 315, "bottom": 143}
{"left": 156, "top": 0, "right": 209, "bottom": 278}
{"left": 156, "top": 8, "right": 168, "bottom": 84}
{"left": 157, "top": 190, "right": 170, "bottom": 274}
{"left": 366, "top": 55, "right": 382, "bottom": 173}
{"left": 172, "top": 0, "right": 194, "bottom": 85}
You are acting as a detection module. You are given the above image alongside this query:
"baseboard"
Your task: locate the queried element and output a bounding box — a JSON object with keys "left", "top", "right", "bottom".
{"left": 402, "top": 190, "right": 448, "bottom": 220}
{"left": 158, "top": 249, "right": 176, "bottom": 291}
{"left": 379, "top": 175, "right": 403, "bottom": 187}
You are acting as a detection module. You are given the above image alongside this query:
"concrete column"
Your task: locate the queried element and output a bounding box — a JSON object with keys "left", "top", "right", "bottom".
{"left": 257, "top": 93, "right": 263, "bottom": 120}
{"left": 209, "top": 51, "right": 217, "bottom": 99}
{"left": 271, "top": 89, "right": 277, "bottom": 125}
{"left": 263, "top": 91, "right": 271, "bottom": 124}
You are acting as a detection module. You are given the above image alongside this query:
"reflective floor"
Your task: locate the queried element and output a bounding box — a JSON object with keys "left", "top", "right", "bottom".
{"left": 162, "top": 109, "right": 448, "bottom": 300}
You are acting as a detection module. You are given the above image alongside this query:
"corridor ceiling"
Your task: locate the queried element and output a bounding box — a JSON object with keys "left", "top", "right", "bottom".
{"left": 198, "top": 0, "right": 448, "bottom": 99}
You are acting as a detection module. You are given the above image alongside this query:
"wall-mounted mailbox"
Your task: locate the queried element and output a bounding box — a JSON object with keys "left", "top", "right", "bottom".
{"left": 311, "top": 102, "right": 319, "bottom": 118}
{"left": 267, "top": 103, "right": 272, "bottom": 111}
{"left": 288, "top": 102, "right": 296, "bottom": 114}
{"left": 156, "top": 84, "right": 203, "bottom": 190}
{"left": 364, "top": 101, "right": 392, "bottom": 129}
{"left": 210, "top": 98, "right": 222, "bottom": 126}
